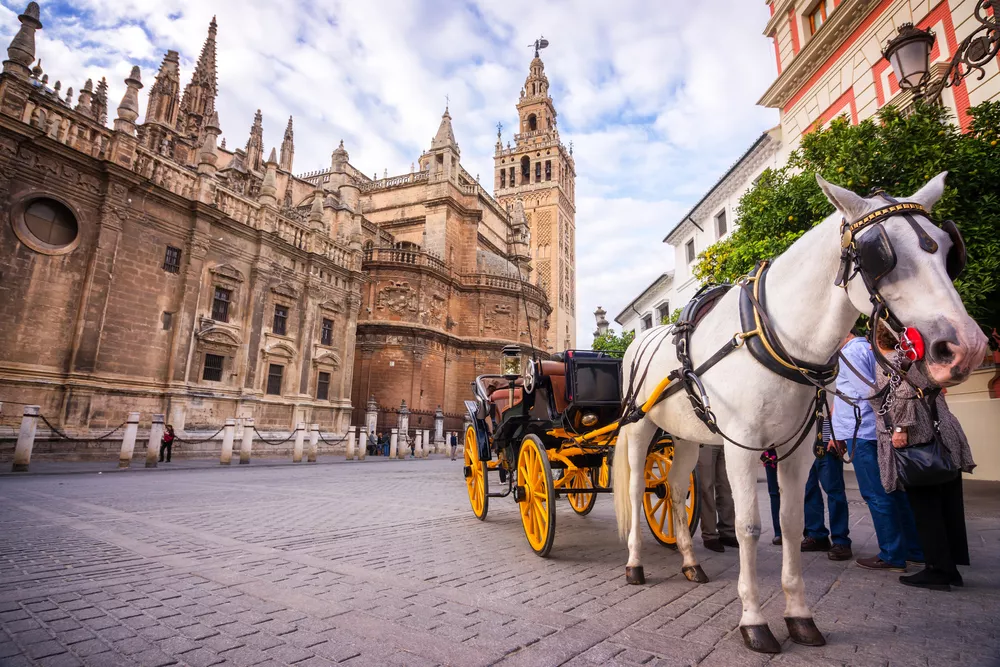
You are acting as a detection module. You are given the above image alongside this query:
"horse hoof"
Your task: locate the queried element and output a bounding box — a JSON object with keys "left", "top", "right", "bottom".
{"left": 785, "top": 617, "right": 826, "bottom": 646}
{"left": 682, "top": 565, "right": 709, "bottom": 583}
{"left": 625, "top": 566, "right": 645, "bottom": 585}
{"left": 740, "top": 624, "right": 781, "bottom": 654}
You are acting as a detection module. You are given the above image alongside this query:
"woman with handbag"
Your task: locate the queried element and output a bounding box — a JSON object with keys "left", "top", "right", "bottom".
{"left": 872, "top": 323, "right": 976, "bottom": 591}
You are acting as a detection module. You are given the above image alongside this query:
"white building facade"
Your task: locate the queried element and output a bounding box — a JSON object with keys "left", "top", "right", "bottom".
{"left": 614, "top": 272, "right": 674, "bottom": 335}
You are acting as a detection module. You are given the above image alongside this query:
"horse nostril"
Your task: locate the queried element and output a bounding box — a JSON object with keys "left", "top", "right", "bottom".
{"left": 930, "top": 340, "right": 954, "bottom": 364}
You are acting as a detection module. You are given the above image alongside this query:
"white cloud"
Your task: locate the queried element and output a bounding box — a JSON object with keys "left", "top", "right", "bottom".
{"left": 0, "top": 0, "right": 778, "bottom": 346}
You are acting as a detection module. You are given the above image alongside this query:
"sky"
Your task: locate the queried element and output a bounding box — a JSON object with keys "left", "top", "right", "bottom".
{"left": 0, "top": 0, "right": 779, "bottom": 346}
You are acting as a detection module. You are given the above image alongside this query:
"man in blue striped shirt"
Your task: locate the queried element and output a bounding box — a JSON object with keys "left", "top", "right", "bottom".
{"left": 830, "top": 328, "right": 923, "bottom": 572}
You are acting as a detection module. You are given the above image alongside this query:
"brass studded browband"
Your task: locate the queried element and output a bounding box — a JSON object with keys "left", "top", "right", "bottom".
{"left": 840, "top": 202, "right": 928, "bottom": 248}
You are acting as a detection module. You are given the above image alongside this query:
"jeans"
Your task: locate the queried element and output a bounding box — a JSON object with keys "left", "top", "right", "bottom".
{"left": 803, "top": 454, "right": 851, "bottom": 546}
{"left": 848, "top": 438, "right": 924, "bottom": 567}
{"left": 764, "top": 464, "right": 781, "bottom": 538}
{"left": 158, "top": 442, "right": 172, "bottom": 462}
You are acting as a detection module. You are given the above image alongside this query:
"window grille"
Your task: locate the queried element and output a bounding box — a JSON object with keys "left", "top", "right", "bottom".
{"left": 317, "top": 371, "right": 330, "bottom": 400}
{"left": 163, "top": 246, "right": 182, "bottom": 273}
{"left": 273, "top": 305, "right": 288, "bottom": 336}
{"left": 211, "top": 287, "right": 231, "bottom": 322}
{"left": 321, "top": 318, "right": 333, "bottom": 346}
{"left": 203, "top": 354, "right": 224, "bottom": 382}
{"left": 266, "top": 364, "right": 283, "bottom": 395}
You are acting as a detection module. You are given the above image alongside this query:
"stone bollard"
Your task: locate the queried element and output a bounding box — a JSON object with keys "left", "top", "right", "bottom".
{"left": 220, "top": 418, "right": 236, "bottom": 465}
{"left": 240, "top": 417, "right": 254, "bottom": 464}
{"left": 414, "top": 430, "right": 423, "bottom": 458}
{"left": 424, "top": 429, "right": 431, "bottom": 457}
{"left": 145, "top": 414, "right": 164, "bottom": 468}
{"left": 11, "top": 405, "right": 40, "bottom": 472}
{"left": 389, "top": 427, "right": 398, "bottom": 459}
{"left": 308, "top": 424, "right": 318, "bottom": 463}
{"left": 292, "top": 422, "right": 305, "bottom": 463}
{"left": 346, "top": 426, "right": 356, "bottom": 460}
{"left": 118, "top": 412, "right": 141, "bottom": 469}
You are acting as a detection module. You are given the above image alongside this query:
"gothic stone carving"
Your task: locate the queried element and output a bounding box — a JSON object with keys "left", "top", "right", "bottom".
{"left": 376, "top": 281, "right": 417, "bottom": 315}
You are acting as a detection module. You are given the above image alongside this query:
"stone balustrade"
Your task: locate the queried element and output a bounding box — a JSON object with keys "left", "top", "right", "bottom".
{"left": 358, "top": 170, "right": 428, "bottom": 193}
{"left": 134, "top": 148, "right": 197, "bottom": 199}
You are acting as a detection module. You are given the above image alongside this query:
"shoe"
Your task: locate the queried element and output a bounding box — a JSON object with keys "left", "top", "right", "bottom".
{"left": 856, "top": 556, "right": 906, "bottom": 572}
{"left": 772, "top": 535, "right": 782, "bottom": 546}
{"left": 703, "top": 539, "right": 725, "bottom": 553}
{"left": 899, "top": 568, "right": 951, "bottom": 591}
{"left": 828, "top": 544, "right": 853, "bottom": 561}
{"left": 720, "top": 536, "right": 740, "bottom": 548}
{"left": 801, "top": 537, "right": 832, "bottom": 552}
{"left": 951, "top": 572, "right": 964, "bottom": 587}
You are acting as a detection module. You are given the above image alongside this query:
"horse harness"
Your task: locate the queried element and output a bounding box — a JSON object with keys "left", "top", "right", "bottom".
{"left": 619, "top": 194, "right": 967, "bottom": 461}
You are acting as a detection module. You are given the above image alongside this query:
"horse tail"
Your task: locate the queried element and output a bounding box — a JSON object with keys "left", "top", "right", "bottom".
{"left": 613, "top": 422, "right": 632, "bottom": 542}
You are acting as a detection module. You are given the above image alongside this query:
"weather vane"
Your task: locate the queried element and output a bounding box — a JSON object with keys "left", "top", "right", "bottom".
{"left": 496, "top": 121, "right": 503, "bottom": 139}
{"left": 530, "top": 36, "right": 549, "bottom": 58}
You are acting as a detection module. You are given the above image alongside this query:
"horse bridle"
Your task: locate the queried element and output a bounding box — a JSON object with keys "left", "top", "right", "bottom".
{"left": 835, "top": 194, "right": 966, "bottom": 372}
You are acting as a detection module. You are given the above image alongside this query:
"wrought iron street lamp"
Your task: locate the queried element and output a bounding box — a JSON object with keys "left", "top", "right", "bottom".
{"left": 882, "top": 1, "right": 1000, "bottom": 103}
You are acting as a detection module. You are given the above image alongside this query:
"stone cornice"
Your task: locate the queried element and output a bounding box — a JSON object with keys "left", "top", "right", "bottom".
{"left": 763, "top": 0, "right": 796, "bottom": 36}
{"left": 758, "top": 0, "right": 879, "bottom": 110}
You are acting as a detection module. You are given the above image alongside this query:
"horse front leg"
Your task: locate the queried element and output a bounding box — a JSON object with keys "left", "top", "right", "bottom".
{"left": 777, "top": 438, "right": 827, "bottom": 647}
{"left": 725, "top": 445, "right": 782, "bottom": 654}
{"left": 668, "top": 439, "right": 707, "bottom": 583}
{"left": 624, "top": 419, "right": 658, "bottom": 584}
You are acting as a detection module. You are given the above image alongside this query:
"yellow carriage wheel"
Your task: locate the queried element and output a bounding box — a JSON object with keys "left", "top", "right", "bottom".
{"left": 464, "top": 425, "right": 488, "bottom": 520}
{"left": 597, "top": 457, "right": 611, "bottom": 488}
{"left": 642, "top": 443, "right": 700, "bottom": 548}
{"left": 564, "top": 468, "right": 596, "bottom": 516}
{"left": 517, "top": 435, "right": 556, "bottom": 556}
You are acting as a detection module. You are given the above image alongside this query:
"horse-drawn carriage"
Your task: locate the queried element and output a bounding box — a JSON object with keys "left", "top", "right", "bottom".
{"left": 463, "top": 345, "right": 699, "bottom": 557}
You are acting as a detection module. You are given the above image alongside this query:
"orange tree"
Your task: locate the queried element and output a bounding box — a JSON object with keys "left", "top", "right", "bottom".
{"left": 695, "top": 101, "right": 1000, "bottom": 338}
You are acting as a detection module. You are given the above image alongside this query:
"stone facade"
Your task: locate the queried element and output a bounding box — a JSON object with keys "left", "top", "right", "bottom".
{"left": 494, "top": 54, "right": 577, "bottom": 353}
{"left": 0, "top": 3, "right": 553, "bottom": 442}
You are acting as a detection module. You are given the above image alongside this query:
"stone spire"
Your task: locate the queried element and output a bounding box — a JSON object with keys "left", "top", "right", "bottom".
{"left": 593, "top": 307, "right": 609, "bottom": 339}
{"left": 145, "top": 50, "right": 181, "bottom": 127}
{"left": 245, "top": 109, "right": 264, "bottom": 172}
{"left": 279, "top": 116, "right": 294, "bottom": 172}
{"left": 113, "top": 67, "right": 142, "bottom": 135}
{"left": 259, "top": 147, "right": 278, "bottom": 206}
{"left": 3, "top": 2, "right": 42, "bottom": 79}
{"left": 330, "top": 139, "right": 349, "bottom": 173}
{"left": 197, "top": 110, "right": 221, "bottom": 171}
{"left": 180, "top": 17, "right": 218, "bottom": 138}
{"left": 75, "top": 78, "right": 93, "bottom": 116}
{"left": 93, "top": 77, "right": 108, "bottom": 125}
{"left": 308, "top": 188, "right": 324, "bottom": 230}
{"left": 430, "top": 106, "right": 458, "bottom": 152}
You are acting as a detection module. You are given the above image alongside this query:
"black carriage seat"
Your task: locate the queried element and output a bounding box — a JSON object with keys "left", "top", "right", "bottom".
{"left": 539, "top": 360, "right": 569, "bottom": 413}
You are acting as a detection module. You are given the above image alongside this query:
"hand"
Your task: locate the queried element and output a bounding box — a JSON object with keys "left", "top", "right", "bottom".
{"left": 828, "top": 439, "right": 846, "bottom": 457}
{"left": 892, "top": 430, "right": 908, "bottom": 448}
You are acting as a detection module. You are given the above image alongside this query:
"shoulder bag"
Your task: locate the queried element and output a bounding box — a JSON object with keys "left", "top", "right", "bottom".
{"left": 884, "top": 389, "right": 959, "bottom": 488}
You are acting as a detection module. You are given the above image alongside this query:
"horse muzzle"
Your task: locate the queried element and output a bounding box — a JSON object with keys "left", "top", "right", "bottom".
{"left": 921, "top": 320, "right": 989, "bottom": 386}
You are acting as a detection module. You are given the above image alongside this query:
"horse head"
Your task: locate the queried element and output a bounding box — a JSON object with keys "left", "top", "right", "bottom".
{"left": 817, "top": 172, "right": 987, "bottom": 386}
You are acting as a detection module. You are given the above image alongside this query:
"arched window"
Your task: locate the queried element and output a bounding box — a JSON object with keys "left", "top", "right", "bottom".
{"left": 520, "top": 156, "right": 530, "bottom": 180}
{"left": 544, "top": 160, "right": 551, "bottom": 181}
{"left": 527, "top": 114, "right": 537, "bottom": 131}
{"left": 499, "top": 169, "right": 506, "bottom": 188}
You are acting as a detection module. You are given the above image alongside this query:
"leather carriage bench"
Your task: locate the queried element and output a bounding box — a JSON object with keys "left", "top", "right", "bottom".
{"left": 539, "top": 360, "right": 569, "bottom": 413}
{"left": 487, "top": 378, "right": 524, "bottom": 417}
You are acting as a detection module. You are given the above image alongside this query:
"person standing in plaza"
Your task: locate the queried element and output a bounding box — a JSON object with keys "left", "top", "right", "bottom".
{"left": 697, "top": 444, "right": 738, "bottom": 552}
{"left": 159, "top": 424, "right": 175, "bottom": 463}
{"left": 761, "top": 449, "right": 782, "bottom": 545}
{"left": 832, "top": 328, "right": 922, "bottom": 572}
{"left": 450, "top": 432, "right": 458, "bottom": 460}
{"left": 872, "top": 324, "right": 975, "bottom": 591}
{"left": 801, "top": 416, "right": 853, "bottom": 560}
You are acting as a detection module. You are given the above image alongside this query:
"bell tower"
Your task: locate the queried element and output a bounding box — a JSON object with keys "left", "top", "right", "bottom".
{"left": 494, "top": 39, "right": 576, "bottom": 352}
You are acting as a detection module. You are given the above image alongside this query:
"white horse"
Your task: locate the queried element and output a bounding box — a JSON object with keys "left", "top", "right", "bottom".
{"left": 612, "top": 173, "right": 987, "bottom": 653}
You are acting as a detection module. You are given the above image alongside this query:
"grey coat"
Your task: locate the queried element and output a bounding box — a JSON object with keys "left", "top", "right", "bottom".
{"left": 870, "top": 365, "right": 976, "bottom": 493}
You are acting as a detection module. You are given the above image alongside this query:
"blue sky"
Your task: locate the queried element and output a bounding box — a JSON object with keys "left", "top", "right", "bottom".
{"left": 1, "top": 0, "right": 779, "bottom": 345}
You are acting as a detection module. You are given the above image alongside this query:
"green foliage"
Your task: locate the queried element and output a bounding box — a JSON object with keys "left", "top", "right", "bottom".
{"left": 694, "top": 101, "right": 1000, "bottom": 333}
{"left": 592, "top": 328, "right": 635, "bottom": 358}
{"left": 661, "top": 308, "right": 682, "bottom": 325}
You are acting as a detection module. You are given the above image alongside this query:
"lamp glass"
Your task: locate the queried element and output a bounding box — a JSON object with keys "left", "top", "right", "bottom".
{"left": 889, "top": 36, "right": 932, "bottom": 89}
{"left": 501, "top": 353, "right": 521, "bottom": 378}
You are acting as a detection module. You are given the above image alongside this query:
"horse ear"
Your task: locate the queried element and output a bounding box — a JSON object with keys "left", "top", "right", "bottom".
{"left": 816, "top": 174, "right": 868, "bottom": 221}
{"left": 909, "top": 171, "right": 947, "bottom": 211}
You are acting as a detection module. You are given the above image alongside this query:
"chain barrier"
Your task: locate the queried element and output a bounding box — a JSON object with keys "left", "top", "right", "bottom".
{"left": 316, "top": 429, "right": 348, "bottom": 446}
{"left": 37, "top": 414, "right": 128, "bottom": 444}
{"left": 173, "top": 425, "right": 226, "bottom": 445}
{"left": 252, "top": 426, "right": 299, "bottom": 447}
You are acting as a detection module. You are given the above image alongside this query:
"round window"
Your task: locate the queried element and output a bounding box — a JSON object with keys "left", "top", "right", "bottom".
{"left": 13, "top": 197, "right": 80, "bottom": 254}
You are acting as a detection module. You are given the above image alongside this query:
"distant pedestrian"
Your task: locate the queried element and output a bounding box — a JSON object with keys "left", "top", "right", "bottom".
{"left": 409, "top": 435, "right": 415, "bottom": 458}
{"left": 450, "top": 432, "right": 458, "bottom": 460}
{"left": 159, "top": 425, "right": 175, "bottom": 463}
{"left": 697, "top": 444, "right": 738, "bottom": 552}
{"left": 760, "top": 448, "right": 781, "bottom": 545}
{"left": 801, "top": 416, "right": 853, "bottom": 561}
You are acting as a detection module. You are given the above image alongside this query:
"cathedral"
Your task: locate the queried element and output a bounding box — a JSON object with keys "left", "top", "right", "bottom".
{"left": 0, "top": 3, "right": 575, "bottom": 440}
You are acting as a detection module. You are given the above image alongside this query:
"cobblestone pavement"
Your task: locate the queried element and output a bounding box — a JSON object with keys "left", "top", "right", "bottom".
{"left": 1, "top": 458, "right": 998, "bottom": 667}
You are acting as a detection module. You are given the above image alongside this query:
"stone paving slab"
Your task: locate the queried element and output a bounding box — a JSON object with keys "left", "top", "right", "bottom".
{"left": 0, "top": 458, "right": 998, "bottom": 666}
